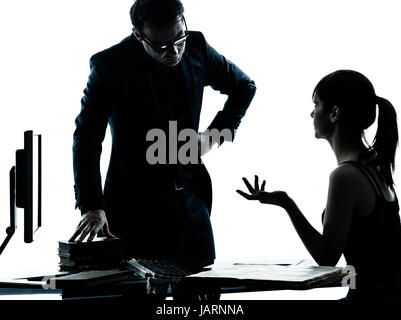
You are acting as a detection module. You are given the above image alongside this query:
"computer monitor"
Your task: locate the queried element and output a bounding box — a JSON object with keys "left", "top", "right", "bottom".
{"left": 1, "top": 130, "right": 41, "bottom": 254}
{"left": 16, "top": 130, "right": 42, "bottom": 243}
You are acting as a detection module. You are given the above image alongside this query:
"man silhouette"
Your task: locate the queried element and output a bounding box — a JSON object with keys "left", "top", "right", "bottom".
{"left": 70, "top": 0, "right": 256, "bottom": 270}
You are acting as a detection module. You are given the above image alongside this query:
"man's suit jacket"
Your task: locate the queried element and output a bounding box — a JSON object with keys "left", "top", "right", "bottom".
{"left": 73, "top": 31, "right": 256, "bottom": 258}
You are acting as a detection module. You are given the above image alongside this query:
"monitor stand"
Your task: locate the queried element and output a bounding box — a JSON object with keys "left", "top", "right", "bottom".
{"left": 0, "top": 167, "right": 17, "bottom": 255}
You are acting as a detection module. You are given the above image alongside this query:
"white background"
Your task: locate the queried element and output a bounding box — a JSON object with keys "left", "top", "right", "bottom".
{"left": 0, "top": 0, "right": 400, "bottom": 300}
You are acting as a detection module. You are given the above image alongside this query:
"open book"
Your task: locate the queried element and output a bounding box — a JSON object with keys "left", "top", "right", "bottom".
{"left": 185, "top": 263, "right": 346, "bottom": 289}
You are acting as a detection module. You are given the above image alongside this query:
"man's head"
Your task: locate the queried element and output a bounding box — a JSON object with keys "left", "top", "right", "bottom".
{"left": 130, "top": 0, "right": 187, "bottom": 67}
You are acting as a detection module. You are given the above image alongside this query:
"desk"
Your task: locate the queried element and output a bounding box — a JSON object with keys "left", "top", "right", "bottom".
{"left": 0, "top": 280, "right": 62, "bottom": 300}
{"left": 0, "top": 259, "right": 348, "bottom": 300}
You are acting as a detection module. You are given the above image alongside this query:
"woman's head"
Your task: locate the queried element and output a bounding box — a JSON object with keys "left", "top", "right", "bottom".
{"left": 312, "top": 69, "right": 398, "bottom": 188}
{"left": 312, "top": 70, "right": 377, "bottom": 133}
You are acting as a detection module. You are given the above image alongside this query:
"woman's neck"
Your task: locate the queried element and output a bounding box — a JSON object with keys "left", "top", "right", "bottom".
{"left": 327, "top": 128, "right": 367, "bottom": 165}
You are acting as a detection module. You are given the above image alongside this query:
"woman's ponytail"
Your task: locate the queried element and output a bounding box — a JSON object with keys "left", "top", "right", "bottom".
{"left": 372, "top": 96, "right": 398, "bottom": 188}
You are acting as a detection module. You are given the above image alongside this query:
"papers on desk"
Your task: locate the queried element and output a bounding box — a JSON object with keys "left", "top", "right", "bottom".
{"left": 52, "top": 269, "right": 134, "bottom": 288}
{"left": 186, "top": 263, "right": 345, "bottom": 289}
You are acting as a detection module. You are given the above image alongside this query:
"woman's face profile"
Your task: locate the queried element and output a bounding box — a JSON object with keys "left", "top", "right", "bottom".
{"left": 311, "top": 93, "right": 333, "bottom": 139}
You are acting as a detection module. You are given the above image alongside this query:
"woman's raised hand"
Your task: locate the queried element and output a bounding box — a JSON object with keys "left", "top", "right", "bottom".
{"left": 236, "top": 175, "right": 290, "bottom": 207}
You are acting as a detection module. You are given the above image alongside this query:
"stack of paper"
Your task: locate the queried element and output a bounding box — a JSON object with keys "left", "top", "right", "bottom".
{"left": 58, "top": 237, "right": 124, "bottom": 272}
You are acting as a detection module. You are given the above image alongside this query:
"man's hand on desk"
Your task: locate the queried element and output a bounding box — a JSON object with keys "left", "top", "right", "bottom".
{"left": 69, "top": 209, "right": 115, "bottom": 242}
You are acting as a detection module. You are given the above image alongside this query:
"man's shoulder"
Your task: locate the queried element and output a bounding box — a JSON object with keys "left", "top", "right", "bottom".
{"left": 90, "top": 34, "right": 141, "bottom": 68}
{"left": 188, "top": 30, "right": 205, "bottom": 41}
{"left": 186, "top": 31, "right": 206, "bottom": 48}
{"left": 184, "top": 31, "right": 209, "bottom": 61}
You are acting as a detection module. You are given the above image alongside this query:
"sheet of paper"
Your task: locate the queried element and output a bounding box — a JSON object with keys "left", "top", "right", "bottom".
{"left": 187, "top": 264, "right": 343, "bottom": 283}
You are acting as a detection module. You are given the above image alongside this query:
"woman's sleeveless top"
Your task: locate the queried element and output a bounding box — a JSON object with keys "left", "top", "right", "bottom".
{"left": 323, "top": 161, "right": 401, "bottom": 299}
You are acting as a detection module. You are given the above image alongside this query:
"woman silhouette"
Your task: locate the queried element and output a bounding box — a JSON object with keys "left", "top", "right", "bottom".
{"left": 237, "top": 70, "right": 401, "bottom": 300}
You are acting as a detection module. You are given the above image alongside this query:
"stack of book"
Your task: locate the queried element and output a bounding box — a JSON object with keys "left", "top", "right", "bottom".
{"left": 58, "top": 237, "right": 124, "bottom": 272}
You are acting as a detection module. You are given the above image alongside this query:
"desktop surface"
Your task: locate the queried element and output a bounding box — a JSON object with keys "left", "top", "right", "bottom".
{"left": 1, "top": 247, "right": 348, "bottom": 300}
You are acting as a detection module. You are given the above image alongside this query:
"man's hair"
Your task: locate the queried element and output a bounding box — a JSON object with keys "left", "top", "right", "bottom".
{"left": 130, "top": 0, "right": 184, "bottom": 32}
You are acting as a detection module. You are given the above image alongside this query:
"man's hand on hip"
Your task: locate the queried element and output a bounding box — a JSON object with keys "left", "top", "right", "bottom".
{"left": 198, "top": 132, "right": 217, "bottom": 157}
{"left": 69, "top": 209, "right": 115, "bottom": 242}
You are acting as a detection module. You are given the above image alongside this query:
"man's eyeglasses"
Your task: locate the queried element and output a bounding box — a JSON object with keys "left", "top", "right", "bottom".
{"left": 138, "top": 16, "right": 189, "bottom": 53}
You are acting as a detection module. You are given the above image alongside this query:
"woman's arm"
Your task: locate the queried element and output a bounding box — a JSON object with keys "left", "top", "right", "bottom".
{"left": 282, "top": 197, "right": 341, "bottom": 266}
{"left": 237, "top": 166, "right": 357, "bottom": 266}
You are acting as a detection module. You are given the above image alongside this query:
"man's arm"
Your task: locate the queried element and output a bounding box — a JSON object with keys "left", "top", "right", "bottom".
{"left": 72, "top": 55, "right": 113, "bottom": 240}
{"left": 201, "top": 33, "right": 256, "bottom": 143}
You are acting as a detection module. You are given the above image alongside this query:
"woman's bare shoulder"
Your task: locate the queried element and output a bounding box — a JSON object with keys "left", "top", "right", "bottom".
{"left": 329, "top": 163, "right": 362, "bottom": 184}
